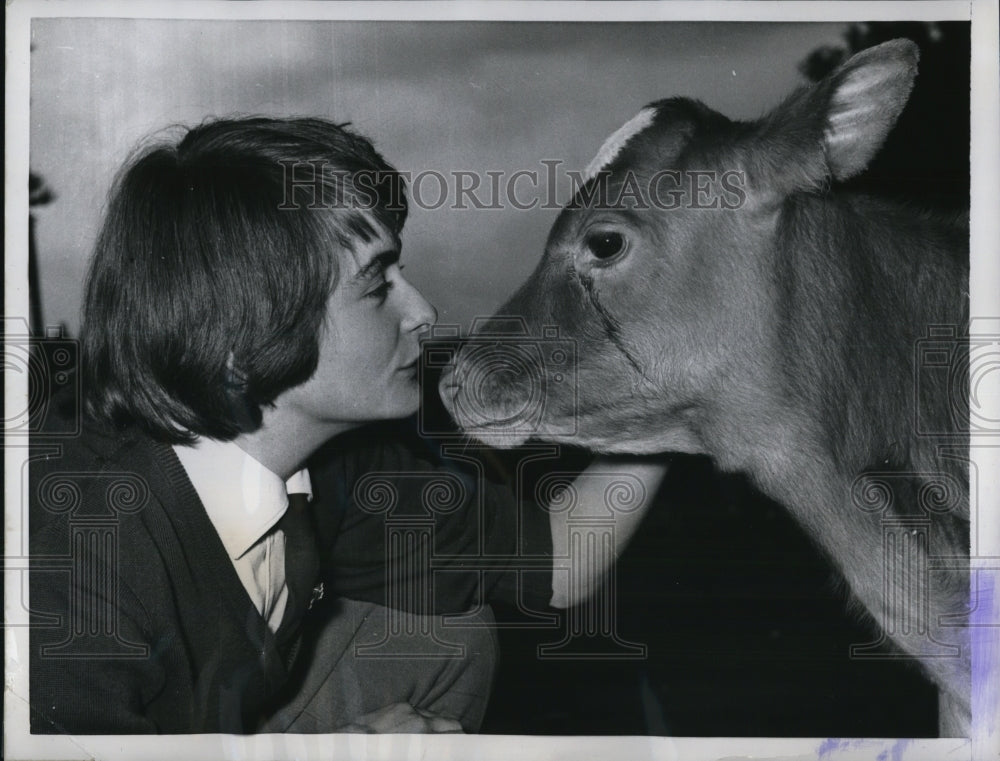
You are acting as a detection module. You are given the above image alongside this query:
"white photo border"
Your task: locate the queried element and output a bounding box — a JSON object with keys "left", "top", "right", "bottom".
{"left": 5, "top": 2, "right": 997, "bottom": 760}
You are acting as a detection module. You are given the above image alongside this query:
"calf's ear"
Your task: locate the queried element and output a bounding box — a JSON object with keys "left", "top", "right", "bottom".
{"left": 749, "top": 39, "right": 919, "bottom": 195}
{"left": 821, "top": 39, "right": 919, "bottom": 180}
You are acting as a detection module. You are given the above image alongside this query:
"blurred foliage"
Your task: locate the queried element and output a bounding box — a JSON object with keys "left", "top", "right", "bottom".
{"left": 800, "top": 21, "right": 970, "bottom": 212}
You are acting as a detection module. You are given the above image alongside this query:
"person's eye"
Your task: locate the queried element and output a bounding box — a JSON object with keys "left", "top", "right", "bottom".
{"left": 365, "top": 279, "right": 394, "bottom": 304}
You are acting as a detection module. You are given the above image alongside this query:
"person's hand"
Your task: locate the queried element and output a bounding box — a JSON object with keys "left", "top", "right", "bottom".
{"left": 549, "top": 457, "right": 670, "bottom": 608}
{"left": 337, "top": 702, "right": 464, "bottom": 733}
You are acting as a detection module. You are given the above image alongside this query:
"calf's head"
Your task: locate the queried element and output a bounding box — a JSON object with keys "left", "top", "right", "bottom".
{"left": 439, "top": 40, "right": 919, "bottom": 454}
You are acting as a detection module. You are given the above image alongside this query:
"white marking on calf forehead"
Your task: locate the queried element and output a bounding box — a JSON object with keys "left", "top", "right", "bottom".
{"left": 582, "top": 106, "right": 658, "bottom": 184}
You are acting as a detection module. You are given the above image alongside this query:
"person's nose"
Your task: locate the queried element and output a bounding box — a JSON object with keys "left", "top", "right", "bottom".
{"left": 400, "top": 280, "right": 437, "bottom": 335}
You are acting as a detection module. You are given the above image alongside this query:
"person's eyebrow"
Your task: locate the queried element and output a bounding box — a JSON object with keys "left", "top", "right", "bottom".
{"left": 350, "top": 248, "right": 400, "bottom": 284}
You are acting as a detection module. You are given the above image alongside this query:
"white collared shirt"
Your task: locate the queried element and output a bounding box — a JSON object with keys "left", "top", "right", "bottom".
{"left": 172, "top": 438, "right": 312, "bottom": 634}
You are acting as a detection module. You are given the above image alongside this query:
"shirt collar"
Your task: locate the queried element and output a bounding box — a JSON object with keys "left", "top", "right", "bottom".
{"left": 172, "top": 438, "right": 312, "bottom": 560}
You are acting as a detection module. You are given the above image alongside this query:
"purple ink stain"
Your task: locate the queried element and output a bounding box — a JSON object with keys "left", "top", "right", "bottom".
{"left": 820, "top": 738, "right": 913, "bottom": 761}
{"left": 890, "top": 738, "right": 911, "bottom": 761}
{"left": 971, "top": 568, "right": 997, "bottom": 741}
{"left": 817, "top": 738, "right": 850, "bottom": 759}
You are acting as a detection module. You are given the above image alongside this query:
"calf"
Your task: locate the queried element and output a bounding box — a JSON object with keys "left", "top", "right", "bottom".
{"left": 439, "top": 40, "right": 970, "bottom": 735}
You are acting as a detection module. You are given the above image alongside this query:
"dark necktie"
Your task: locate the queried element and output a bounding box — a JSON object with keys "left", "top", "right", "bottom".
{"left": 274, "top": 492, "right": 321, "bottom": 645}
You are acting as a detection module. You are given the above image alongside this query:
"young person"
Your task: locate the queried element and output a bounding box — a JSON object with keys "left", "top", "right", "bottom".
{"left": 29, "top": 116, "right": 668, "bottom": 734}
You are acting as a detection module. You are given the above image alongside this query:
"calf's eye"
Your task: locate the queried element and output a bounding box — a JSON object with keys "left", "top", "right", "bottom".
{"left": 585, "top": 231, "right": 627, "bottom": 260}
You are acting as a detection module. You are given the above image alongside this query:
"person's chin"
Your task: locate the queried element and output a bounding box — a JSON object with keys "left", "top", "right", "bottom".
{"left": 385, "top": 380, "right": 421, "bottom": 417}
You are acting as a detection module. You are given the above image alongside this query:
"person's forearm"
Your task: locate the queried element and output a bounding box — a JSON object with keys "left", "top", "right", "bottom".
{"left": 548, "top": 457, "right": 669, "bottom": 608}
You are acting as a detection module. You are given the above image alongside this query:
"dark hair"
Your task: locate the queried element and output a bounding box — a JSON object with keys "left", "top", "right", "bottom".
{"left": 81, "top": 116, "right": 408, "bottom": 443}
